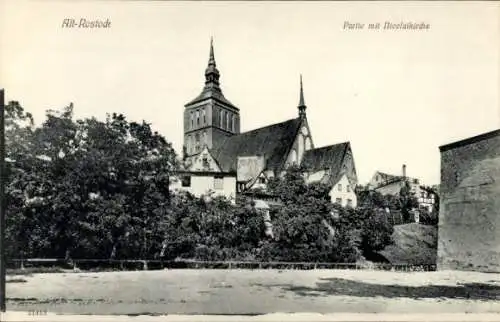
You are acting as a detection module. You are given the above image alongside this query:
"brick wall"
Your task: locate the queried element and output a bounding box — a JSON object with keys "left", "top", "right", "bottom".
{"left": 438, "top": 130, "right": 500, "bottom": 272}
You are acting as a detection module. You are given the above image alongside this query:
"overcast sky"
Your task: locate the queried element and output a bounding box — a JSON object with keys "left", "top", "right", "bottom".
{"left": 1, "top": 1, "right": 499, "bottom": 185}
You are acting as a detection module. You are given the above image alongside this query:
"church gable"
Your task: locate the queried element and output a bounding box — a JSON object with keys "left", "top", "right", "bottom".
{"left": 284, "top": 117, "right": 314, "bottom": 167}
{"left": 185, "top": 147, "right": 222, "bottom": 172}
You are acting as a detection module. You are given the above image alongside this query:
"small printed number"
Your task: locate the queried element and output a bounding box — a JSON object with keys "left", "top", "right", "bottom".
{"left": 28, "top": 310, "right": 47, "bottom": 315}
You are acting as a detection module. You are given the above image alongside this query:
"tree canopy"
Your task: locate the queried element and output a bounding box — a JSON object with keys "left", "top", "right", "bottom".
{"left": 5, "top": 102, "right": 401, "bottom": 264}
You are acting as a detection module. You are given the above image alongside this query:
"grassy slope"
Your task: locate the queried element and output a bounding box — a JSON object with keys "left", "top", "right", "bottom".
{"left": 379, "top": 223, "right": 438, "bottom": 265}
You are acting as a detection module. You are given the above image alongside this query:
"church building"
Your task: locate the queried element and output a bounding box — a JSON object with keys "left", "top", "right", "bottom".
{"left": 170, "top": 40, "right": 358, "bottom": 208}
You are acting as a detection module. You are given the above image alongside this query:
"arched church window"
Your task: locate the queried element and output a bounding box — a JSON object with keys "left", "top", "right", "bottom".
{"left": 202, "top": 108, "right": 206, "bottom": 124}
{"left": 190, "top": 112, "right": 194, "bottom": 129}
{"left": 298, "top": 135, "right": 305, "bottom": 162}
{"left": 196, "top": 110, "right": 200, "bottom": 126}
{"left": 305, "top": 137, "right": 311, "bottom": 151}
{"left": 226, "top": 111, "right": 230, "bottom": 130}
{"left": 219, "top": 110, "right": 223, "bottom": 128}
{"left": 290, "top": 149, "right": 297, "bottom": 165}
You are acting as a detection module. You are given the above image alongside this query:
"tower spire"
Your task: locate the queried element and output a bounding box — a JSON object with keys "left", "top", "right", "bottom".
{"left": 298, "top": 74, "right": 307, "bottom": 117}
{"left": 204, "top": 37, "right": 220, "bottom": 89}
{"left": 208, "top": 36, "right": 215, "bottom": 66}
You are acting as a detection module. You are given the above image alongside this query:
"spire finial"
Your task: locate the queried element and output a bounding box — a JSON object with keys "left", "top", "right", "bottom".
{"left": 298, "top": 74, "right": 306, "bottom": 117}
{"left": 208, "top": 36, "right": 216, "bottom": 66}
{"left": 299, "top": 74, "right": 305, "bottom": 107}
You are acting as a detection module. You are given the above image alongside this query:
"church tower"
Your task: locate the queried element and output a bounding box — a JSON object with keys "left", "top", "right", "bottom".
{"left": 183, "top": 39, "right": 240, "bottom": 156}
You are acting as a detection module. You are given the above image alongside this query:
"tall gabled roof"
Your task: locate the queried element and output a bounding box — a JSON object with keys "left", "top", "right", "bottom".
{"left": 212, "top": 118, "right": 302, "bottom": 172}
{"left": 301, "top": 142, "right": 352, "bottom": 187}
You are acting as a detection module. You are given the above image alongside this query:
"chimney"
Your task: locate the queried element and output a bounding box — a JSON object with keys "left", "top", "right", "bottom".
{"left": 402, "top": 164, "right": 407, "bottom": 178}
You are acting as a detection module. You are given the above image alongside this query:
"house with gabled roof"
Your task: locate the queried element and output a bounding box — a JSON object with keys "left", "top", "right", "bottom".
{"left": 302, "top": 142, "right": 358, "bottom": 207}
{"left": 170, "top": 39, "right": 358, "bottom": 207}
{"left": 367, "top": 165, "right": 437, "bottom": 213}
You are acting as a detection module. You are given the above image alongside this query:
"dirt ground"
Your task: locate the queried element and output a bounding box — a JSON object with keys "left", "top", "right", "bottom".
{"left": 5, "top": 269, "right": 500, "bottom": 315}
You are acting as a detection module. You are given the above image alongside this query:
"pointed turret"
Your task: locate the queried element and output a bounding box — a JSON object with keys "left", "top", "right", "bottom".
{"left": 298, "top": 74, "right": 307, "bottom": 117}
{"left": 204, "top": 37, "right": 220, "bottom": 89}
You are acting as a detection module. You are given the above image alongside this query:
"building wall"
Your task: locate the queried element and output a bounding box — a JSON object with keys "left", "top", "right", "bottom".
{"left": 184, "top": 100, "right": 239, "bottom": 156}
{"left": 417, "top": 189, "right": 437, "bottom": 212}
{"left": 438, "top": 131, "right": 500, "bottom": 273}
{"left": 375, "top": 181, "right": 405, "bottom": 195}
{"left": 187, "top": 148, "right": 221, "bottom": 172}
{"left": 307, "top": 170, "right": 327, "bottom": 183}
{"left": 329, "top": 174, "right": 357, "bottom": 208}
{"left": 210, "top": 126, "right": 234, "bottom": 151}
{"left": 170, "top": 174, "right": 236, "bottom": 203}
{"left": 375, "top": 180, "right": 422, "bottom": 199}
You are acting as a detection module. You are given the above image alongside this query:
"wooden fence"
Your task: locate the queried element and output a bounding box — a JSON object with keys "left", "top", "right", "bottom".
{"left": 7, "top": 258, "right": 437, "bottom": 272}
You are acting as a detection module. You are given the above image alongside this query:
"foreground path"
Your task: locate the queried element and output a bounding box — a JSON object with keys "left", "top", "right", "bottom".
{"left": 2, "top": 313, "right": 500, "bottom": 322}
{"left": 5, "top": 269, "right": 500, "bottom": 315}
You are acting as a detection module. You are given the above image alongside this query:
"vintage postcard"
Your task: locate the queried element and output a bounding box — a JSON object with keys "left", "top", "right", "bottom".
{"left": 0, "top": 0, "right": 499, "bottom": 321}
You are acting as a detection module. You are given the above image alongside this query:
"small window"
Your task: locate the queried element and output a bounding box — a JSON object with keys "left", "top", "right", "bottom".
{"left": 214, "top": 176, "right": 224, "bottom": 190}
{"left": 347, "top": 199, "right": 353, "bottom": 207}
{"left": 196, "top": 110, "right": 200, "bottom": 126}
{"left": 219, "top": 110, "right": 224, "bottom": 128}
{"left": 346, "top": 185, "right": 350, "bottom": 192}
{"left": 190, "top": 112, "right": 194, "bottom": 129}
{"left": 336, "top": 198, "right": 342, "bottom": 204}
{"left": 258, "top": 177, "right": 266, "bottom": 184}
{"left": 202, "top": 108, "right": 206, "bottom": 124}
{"left": 202, "top": 157, "right": 209, "bottom": 168}
{"left": 181, "top": 176, "right": 191, "bottom": 187}
{"left": 338, "top": 184, "right": 342, "bottom": 192}
{"left": 232, "top": 115, "right": 236, "bottom": 132}
{"left": 226, "top": 111, "right": 230, "bottom": 130}
{"left": 195, "top": 133, "right": 200, "bottom": 152}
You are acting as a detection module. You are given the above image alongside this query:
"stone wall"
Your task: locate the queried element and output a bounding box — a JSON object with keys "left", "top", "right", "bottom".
{"left": 438, "top": 130, "right": 500, "bottom": 272}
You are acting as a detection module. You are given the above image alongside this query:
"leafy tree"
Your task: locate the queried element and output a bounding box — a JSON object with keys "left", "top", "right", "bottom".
{"left": 359, "top": 209, "right": 394, "bottom": 253}
{"left": 266, "top": 165, "right": 352, "bottom": 262}
{"left": 5, "top": 102, "right": 179, "bottom": 260}
{"left": 399, "top": 181, "right": 419, "bottom": 222}
{"left": 4, "top": 101, "right": 37, "bottom": 259}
